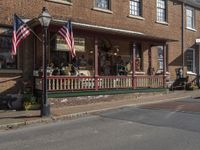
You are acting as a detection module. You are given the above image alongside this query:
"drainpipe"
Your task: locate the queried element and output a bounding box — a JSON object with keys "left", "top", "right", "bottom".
{"left": 163, "top": 44, "right": 167, "bottom": 88}
{"left": 132, "top": 42, "right": 136, "bottom": 89}
{"left": 181, "top": 2, "right": 185, "bottom": 76}
{"left": 94, "top": 38, "right": 99, "bottom": 91}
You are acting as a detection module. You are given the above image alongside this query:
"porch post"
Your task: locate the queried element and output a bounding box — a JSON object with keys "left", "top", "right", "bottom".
{"left": 148, "top": 46, "right": 152, "bottom": 75}
{"left": 163, "top": 44, "right": 167, "bottom": 88}
{"left": 132, "top": 42, "right": 136, "bottom": 89}
{"left": 94, "top": 38, "right": 99, "bottom": 91}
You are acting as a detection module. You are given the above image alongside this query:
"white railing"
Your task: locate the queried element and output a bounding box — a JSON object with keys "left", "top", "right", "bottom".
{"left": 35, "top": 75, "right": 164, "bottom": 91}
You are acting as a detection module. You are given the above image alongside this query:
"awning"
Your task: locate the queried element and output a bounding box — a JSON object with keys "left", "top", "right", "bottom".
{"left": 26, "top": 18, "right": 178, "bottom": 43}
{"left": 52, "top": 19, "right": 178, "bottom": 43}
{"left": 177, "top": 0, "right": 200, "bottom": 8}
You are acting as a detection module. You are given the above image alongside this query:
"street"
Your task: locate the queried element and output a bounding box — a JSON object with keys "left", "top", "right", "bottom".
{"left": 0, "top": 97, "right": 200, "bottom": 150}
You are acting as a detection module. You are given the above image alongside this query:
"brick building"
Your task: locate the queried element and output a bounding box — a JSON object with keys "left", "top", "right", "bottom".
{"left": 0, "top": 0, "right": 200, "bottom": 98}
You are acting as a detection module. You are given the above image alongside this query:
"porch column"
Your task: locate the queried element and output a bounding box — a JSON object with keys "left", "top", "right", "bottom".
{"left": 148, "top": 46, "right": 152, "bottom": 75}
{"left": 94, "top": 38, "right": 99, "bottom": 91}
{"left": 163, "top": 44, "right": 167, "bottom": 88}
{"left": 132, "top": 42, "right": 136, "bottom": 89}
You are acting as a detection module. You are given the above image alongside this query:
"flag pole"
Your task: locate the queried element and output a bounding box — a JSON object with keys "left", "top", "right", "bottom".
{"left": 15, "top": 14, "right": 42, "bottom": 42}
{"left": 26, "top": 24, "right": 42, "bottom": 42}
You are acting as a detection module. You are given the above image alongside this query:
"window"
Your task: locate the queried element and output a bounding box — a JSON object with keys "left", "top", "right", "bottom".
{"left": 0, "top": 27, "right": 17, "bottom": 69}
{"left": 157, "top": 46, "right": 163, "bottom": 70}
{"left": 135, "top": 43, "right": 142, "bottom": 71}
{"left": 157, "top": 0, "right": 167, "bottom": 22}
{"left": 186, "top": 49, "right": 195, "bottom": 72}
{"left": 95, "top": 0, "right": 110, "bottom": 10}
{"left": 130, "top": 0, "right": 142, "bottom": 16}
{"left": 186, "top": 6, "right": 195, "bottom": 29}
{"left": 50, "top": 33, "right": 86, "bottom": 68}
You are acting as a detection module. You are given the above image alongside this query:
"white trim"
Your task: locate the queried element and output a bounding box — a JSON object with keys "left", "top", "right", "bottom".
{"left": 186, "top": 71, "right": 197, "bottom": 76}
{"left": 92, "top": 7, "right": 113, "bottom": 14}
{"left": 53, "top": 19, "right": 144, "bottom": 36}
{"left": 46, "top": 0, "right": 72, "bottom": 5}
{"left": 128, "top": 15, "right": 145, "bottom": 20}
{"left": 186, "top": 27, "right": 197, "bottom": 32}
{"left": 155, "top": 21, "right": 169, "bottom": 26}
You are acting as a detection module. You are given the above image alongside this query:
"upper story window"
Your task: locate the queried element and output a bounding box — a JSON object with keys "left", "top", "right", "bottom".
{"left": 130, "top": 0, "right": 142, "bottom": 16}
{"left": 95, "top": 0, "right": 110, "bottom": 10}
{"left": 157, "top": 0, "right": 167, "bottom": 22}
{"left": 186, "top": 6, "right": 195, "bottom": 29}
{"left": 186, "top": 49, "right": 195, "bottom": 72}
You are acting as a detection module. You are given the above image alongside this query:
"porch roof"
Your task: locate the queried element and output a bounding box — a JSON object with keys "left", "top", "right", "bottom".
{"left": 177, "top": 0, "right": 200, "bottom": 8}
{"left": 27, "top": 18, "right": 177, "bottom": 43}
{"left": 52, "top": 19, "right": 178, "bottom": 43}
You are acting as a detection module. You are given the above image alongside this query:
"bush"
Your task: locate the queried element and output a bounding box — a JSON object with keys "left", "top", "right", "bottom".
{"left": 23, "top": 95, "right": 40, "bottom": 110}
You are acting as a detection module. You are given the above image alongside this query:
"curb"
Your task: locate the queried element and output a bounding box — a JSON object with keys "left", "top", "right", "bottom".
{"left": 0, "top": 94, "right": 193, "bottom": 131}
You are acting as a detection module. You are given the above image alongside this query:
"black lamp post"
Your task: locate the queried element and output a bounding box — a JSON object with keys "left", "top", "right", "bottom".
{"left": 38, "top": 7, "right": 52, "bottom": 117}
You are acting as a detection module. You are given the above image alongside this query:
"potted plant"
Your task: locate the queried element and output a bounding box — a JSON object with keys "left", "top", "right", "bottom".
{"left": 23, "top": 95, "right": 40, "bottom": 110}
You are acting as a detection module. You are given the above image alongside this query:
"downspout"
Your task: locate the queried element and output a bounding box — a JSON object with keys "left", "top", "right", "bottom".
{"left": 181, "top": 2, "right": 185, "bottom": 75}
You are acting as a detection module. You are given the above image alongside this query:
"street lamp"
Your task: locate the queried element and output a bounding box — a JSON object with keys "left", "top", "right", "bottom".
{"left": 38, "top": 7, "right": 52, "bottom": 117}
{"left": 196, "top": 38, "right": 200, "bottom": 87}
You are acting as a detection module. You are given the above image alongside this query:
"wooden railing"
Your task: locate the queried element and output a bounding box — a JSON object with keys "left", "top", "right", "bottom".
{"left": 35, "top": 75, "right": 164, "bottom": 91}
{"left": 135, "top": 76, "right": 163, "bottom": 88}
{"left": 98, "top": 76, "right": 132, "bottom": 89}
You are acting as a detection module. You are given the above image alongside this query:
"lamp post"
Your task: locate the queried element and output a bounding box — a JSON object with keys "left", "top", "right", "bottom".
{"left": 38, "top": 7, "right": 52, "bottom": 117}
{"left": 196, "top": 38, "right": 200, "bottom": 87}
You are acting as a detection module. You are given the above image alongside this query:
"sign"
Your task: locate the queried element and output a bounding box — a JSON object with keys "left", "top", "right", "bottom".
{"left": 55, "top": 35, "right": 85, "bottom": 52}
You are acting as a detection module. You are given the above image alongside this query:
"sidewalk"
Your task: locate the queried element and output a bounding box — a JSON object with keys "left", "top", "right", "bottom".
{"left": 0, "top": 90, "right": 199, "bottom": 130}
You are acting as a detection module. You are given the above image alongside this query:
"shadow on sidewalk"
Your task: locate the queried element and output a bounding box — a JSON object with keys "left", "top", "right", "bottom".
{"left": 0, "top": 115, "right": 40, "bottom": 120}
{"left": 194, "top": 97, "right": 200, "bottom": 99}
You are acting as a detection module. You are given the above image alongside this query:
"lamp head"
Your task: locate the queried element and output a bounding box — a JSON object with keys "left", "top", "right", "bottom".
{"left": 38, "top": 7, "right": 52, "bottom": 28}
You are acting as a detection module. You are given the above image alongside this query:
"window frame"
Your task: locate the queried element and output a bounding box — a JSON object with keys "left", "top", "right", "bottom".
{"left": 186, "top": 6, "right": 195, "bottom": 30}
{"left": 0, "top": 26, "right": 18, "bottom": 70}
{"left": 94, "top": 0, "right": 111, "bottom": 10}
{"left": 157, "top": 46, "right": 164, "bottom": 70}
{"left": 129, "top": 0, "right": 142, "bottom": 17}
{"left": 186, "top": 48, "right": 195, "bottom": 73}
{"left": 156, "top": 0, "right": 167, "bottom": 23}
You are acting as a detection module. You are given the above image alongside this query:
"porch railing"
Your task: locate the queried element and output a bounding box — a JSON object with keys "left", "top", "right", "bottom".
{"left": 35, "top": 75, "right": 164, "bottom": 91}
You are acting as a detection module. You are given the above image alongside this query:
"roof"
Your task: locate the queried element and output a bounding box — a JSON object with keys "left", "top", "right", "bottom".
{"left": 177, "top": 0, "right": 200, "bottom": 8}
{"left": 52, "top": 19, "right": 178, "bottom": 43}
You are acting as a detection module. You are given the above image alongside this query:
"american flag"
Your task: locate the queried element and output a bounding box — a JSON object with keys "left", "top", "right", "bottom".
{"left": 11, "top": 14, "right": 31, "bottom": 55}
{"left": 58, "top": 20, "right": 76, "bottom": 58}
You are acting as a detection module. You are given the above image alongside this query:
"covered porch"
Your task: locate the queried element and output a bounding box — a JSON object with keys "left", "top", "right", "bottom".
{"left": 33, "top": 21, "right": 171, "bottom": 96}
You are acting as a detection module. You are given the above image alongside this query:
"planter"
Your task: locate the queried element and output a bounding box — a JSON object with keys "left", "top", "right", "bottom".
{"left": 24, "top": 103, "right": 40, "bottom": 110}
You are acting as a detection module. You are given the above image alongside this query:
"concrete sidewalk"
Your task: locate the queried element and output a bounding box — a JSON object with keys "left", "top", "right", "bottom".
{"left": 0, "top": 90, "right": 199, "bottom": 130}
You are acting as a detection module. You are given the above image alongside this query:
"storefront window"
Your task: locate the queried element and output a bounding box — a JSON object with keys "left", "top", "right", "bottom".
{"left": 135, "top": 43, "right": 142, "bottom": 71}
{"left": 49, "top": 33, "right": 94, "bottom": 76}
{"left": 157, "top": 46, "right": 163, "bottom": 70}
{"left": 0, "top": 27, "right": 17, "bottom": 69}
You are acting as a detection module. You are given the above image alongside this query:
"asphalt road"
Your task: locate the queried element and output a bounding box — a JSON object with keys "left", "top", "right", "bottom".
{"left": 0, "top": 97, "right": 200, "bottom": 150}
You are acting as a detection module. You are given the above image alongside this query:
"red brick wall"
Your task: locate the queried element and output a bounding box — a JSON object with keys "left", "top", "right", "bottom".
{"left": 0, "top": 0, "right": 200, "bottom": 94}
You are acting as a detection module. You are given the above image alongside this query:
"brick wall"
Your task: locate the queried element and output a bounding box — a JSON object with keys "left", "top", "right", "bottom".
{"left": 0, "top": 0, "right": 200, "bottom": 94}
